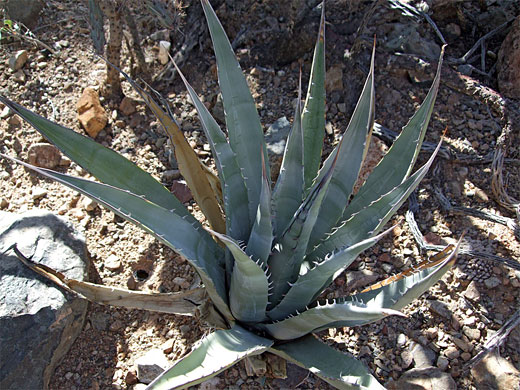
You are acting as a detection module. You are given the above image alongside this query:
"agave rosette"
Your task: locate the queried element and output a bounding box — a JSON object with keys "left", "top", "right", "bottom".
{"left": 0, "top": 1, "right": 459, "bottom": 389}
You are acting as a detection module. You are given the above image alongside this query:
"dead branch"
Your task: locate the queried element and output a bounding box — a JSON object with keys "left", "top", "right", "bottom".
{"left": 464, "top": 308, "right": 520, "bottom": 370}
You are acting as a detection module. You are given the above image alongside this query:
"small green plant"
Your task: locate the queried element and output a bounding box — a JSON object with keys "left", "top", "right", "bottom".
{"left": 1, "top": 1, "right": 458, "bottom": 389}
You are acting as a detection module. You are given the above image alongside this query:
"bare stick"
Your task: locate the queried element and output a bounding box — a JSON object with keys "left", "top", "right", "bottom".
{"left": 464, "top": 309, "right": 520, "bottom": 370}
{"left": 454, "top": 19, "right": 513, "bottom": 64}
{"left": 406, "top": 195, "right": 520, "bottom": 271}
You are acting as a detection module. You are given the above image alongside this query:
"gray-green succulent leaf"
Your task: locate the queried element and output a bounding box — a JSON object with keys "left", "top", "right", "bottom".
{"left": 262, "top": 298, "right": 405, "bottom": 340}
{"left": 342, "top": 46, "right": 445, "bottom": 221}
{"left": 302, "top": 3, "right": 326, "bottom": 191}
{"left": 348, "top": 237, "right": 461, "bottom": 312}
{"left": 146, "top": 324, "right": 273, "bottom": 390}
{"left": 307, "top": 42, "right": 376, "bottom": 252}
{"left": 268, "top": 150, "right": 338, "bottom": 307}
{"left": 271, "top": 73, "right": 305, "bottom": 238}
{"left": 174, "top": 61, "right": 250, "bottom": 242}
{"left": 268, "top": 226, "right": 395, "bottom": 321}
{"left": 310, "top": 139, "right": 443, "bottom": 260}
{"left": 207, "top": 230, "right": 270, "bottom": 323}
{"left": 245, "top": 155, "right": 274, "bottom": 267}
{"left": 269, "top": 335, "right": 386, "bottom": 390}
{"left": 201, "top": 0, "right": 270, "bottom": 228}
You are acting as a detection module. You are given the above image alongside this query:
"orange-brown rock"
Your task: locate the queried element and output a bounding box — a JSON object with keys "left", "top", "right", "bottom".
{"left": 119, "top": 96, "right": 138, "bottom": 116}
{"left": 28, "top": 143, "right": 62, "bottom": 169}
{"left": 76, "top": 87, "right": 107, "bottom": 138}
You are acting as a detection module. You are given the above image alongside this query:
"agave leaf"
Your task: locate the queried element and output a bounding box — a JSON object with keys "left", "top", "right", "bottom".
{"left": 201, "top": 0, "right": 269, "bottom": 225}
{"left": 0, "top": 97, "right": 195, "bottom": 223}
{"left": 173, "top": 61, "right": 250, "bottom": 241}
{"left": 246, "top": 153, "right": 273, "bottom": 265}
{"left": 268, "top": 151, "right": 338, "bottom": 307}
{"left": 343, "top": 46, "right": 444, "bottom": 220}
{"left": 349, "top": 239, "right": 461, "bottom": 311}
{"left": 307, "top": 43, "right": 375, "bottom": 250}
{"left": 269, "top": 335, "right": 385, "bottom": 390}
{"left": 114, "top": 69, "right": 225, "bottom": 233}
{"left": 310, "top": 140, "right": 442, "bottom": 260}
{"left": 268, "top": 227, "right": 393, "bottom": 321}
{"left": 208, "top": 230, "right": 269, "bottom": 323}
{"left": 263, "top": 299, "right": 404, "bottom": 340}
{"left": 271, "top": 72, "right": 304, "bottom": 237}
{"left": 8, "top": 244, "right": 209, "bottom": 316}
{"left": 302, "top": 3, "right": 326, "bottom": 191}
{"left": 146, "top": 325, "right": 273, "bottom": 390}
{"left": 1, "top": 155, "right": 233, "bottom": 321}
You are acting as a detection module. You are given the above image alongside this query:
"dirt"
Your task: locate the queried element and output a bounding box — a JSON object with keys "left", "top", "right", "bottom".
{"left": 0, "top": 1, "right": 519, "bottom": 389}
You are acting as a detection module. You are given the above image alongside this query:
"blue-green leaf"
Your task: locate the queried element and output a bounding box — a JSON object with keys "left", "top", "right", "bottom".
{"left": 174, "top": 62, "right": 250, "bottom": 241}
{"left": 147, "top": 325, "right": 272, "bottom": 390}
{"left": 208, "top": 230, "right": 269, "bottom": 323}
{"left": 302, "top": 4, "right": 326, "bottom": 190}
{"left": 348, "top": 239, "right": 460, "bottom": 312}
{"left": 268, "top": 151, "right": 337, "bottom": 307}
{"left": 310, "top": 140, "right": 442, "bottom": 260}
{"left": 343, "top": 46, "right": 444, "bottom": 220}
{"left": 246, "top": 154, "right": 273, "bottom": 266}
{"left": 270, "top": 335, "right": 385, "bottom": 390}
{"left": 201, "top": 0, "right": 269, "bottom": 225}
{"left": 268, "top": 227, "right": 393, "bottom": 321}
{"left": 1, "top": 154, "right": 232, "bottom": 321}
{"left": 263, "top": 299, "right": 404, "bottom": 340}
{"left": 272, "top": 73, "right": 304, "bottom": 237}
{"left": 307, "top": 43, "right": 375, "bottom": 250}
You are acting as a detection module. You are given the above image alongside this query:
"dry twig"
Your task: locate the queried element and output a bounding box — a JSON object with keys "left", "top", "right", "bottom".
{"left": 464, "top": 309, "right": 520, "bottom": 370}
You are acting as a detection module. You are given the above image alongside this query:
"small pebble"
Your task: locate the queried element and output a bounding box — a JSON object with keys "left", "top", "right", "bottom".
{"left": 462, "top": 326, "right": 481, "bottom": 341}
{"left": 444, "top": 346, "right": 460, "bottom": 360}
{"left": 31, "top": 187, "right": 48, "bottom": 200}
{"left": 82, "top": 197, "right": 98, "bottom": 211}
{"left": 484, "top": 276, "right": 501, "bottom": 289}
{"left": 105, "top": 254, "right": 121, "bottom": 271}
{"left": 437, "top": 355, "right": 449, "bottom": 370}
{"left": 461, "top": 352, "right": 472, "bottom": 362}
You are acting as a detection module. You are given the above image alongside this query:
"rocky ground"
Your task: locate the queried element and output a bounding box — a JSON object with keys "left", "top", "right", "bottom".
{"left": 1, "top": 0, "right": 519, "bottom": 389}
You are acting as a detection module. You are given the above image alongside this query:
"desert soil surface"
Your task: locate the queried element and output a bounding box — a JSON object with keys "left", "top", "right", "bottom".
{"left": 0, "top": 0, "right": 519, "bottom": 389}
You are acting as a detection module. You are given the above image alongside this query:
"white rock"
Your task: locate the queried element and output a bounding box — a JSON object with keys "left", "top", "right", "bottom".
{"left": 158, "top": 41, "right": 171, "bottom": 65}
{"left": 105, "top": 254, "right": 121, "bottom": 271}
{"left": 31, "top": 187, "right": 48, "bottom": 200}
{"left": 81, "top": 197, "right": 98, "bottom": 212}
{"left": 397, "top": 333, "right": 407, "bottom": 346}
{"left": 8, "top": 50, "right": 28, "bottom": 71}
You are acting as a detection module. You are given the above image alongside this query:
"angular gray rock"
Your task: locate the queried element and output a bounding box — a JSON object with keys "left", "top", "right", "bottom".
{"left": 0, "top": 209, "right": 89, "bottom": 390}
{"left": 411, "top": 342, "right": 437, "bottom": 368}
{"left": 135, "top": 348, "right": 168, "bottom": 384}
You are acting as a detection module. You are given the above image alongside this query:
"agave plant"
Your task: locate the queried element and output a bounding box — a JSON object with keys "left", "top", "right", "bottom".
{"left": 0, "top": 1, "right": 460, "bottom": 389}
